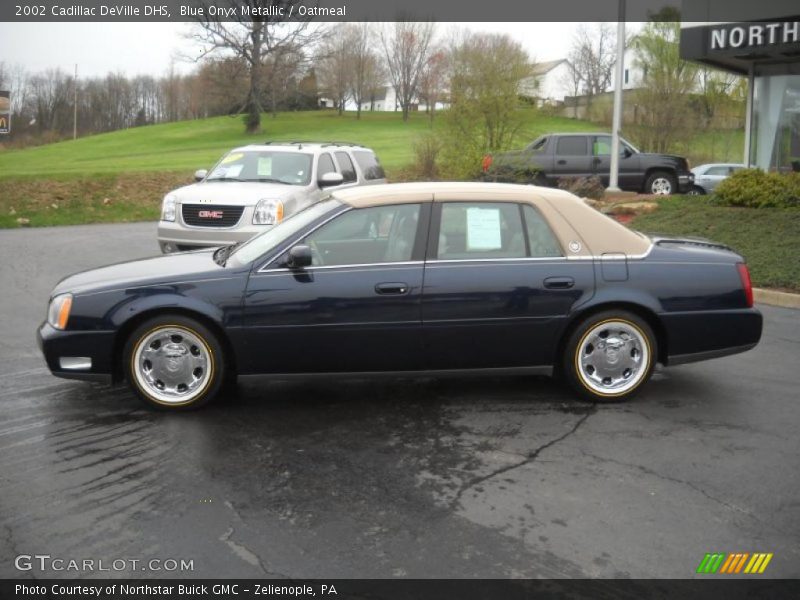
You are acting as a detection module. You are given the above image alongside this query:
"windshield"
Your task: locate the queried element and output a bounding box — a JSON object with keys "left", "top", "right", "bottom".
{"left": 206, "top": 150, "right": 313, "bottom": 185}
{"left": 228, "top": 199, "right": 342, "bottom": 266}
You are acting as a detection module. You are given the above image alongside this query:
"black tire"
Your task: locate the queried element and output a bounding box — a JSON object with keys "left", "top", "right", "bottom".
{"left": 123, "top": 315, "right": 225, "bottom": 410}
{"left": 563, "top": 310, "right": 656, "bottom": 403}
{"left": 644, "top": 170, "right": 677, "bottom": 195}
{"left": 687, "top": 185, "right": 706, "bottom": 196}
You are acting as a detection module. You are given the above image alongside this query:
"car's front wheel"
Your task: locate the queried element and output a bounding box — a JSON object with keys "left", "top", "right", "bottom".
{"left": 687, "top": 185, "right": 706, "bottom": 196}
{"left": 124, "top": 316, "right": 224, "bottom": 410}
{"left": 563, "top": 311, "right": 655, "bottom": 402}
{"left": 645, "top": 171, "right": 677, "bottom": 195}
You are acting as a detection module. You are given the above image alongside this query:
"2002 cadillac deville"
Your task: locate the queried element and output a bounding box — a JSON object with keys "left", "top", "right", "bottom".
{"left": 38, "top": 182, "right": 762, "bottom": 410}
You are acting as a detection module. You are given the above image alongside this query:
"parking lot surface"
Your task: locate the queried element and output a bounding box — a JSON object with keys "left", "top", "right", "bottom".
{"left": 0, "top": 223, "right": 798, "bottom": 578}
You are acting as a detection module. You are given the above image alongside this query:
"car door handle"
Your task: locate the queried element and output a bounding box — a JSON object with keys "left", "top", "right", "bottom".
{"left": 375, "top": 282, "right": 409, "bottom": 295}
{"left": 544, "top": 276, "right": 574, "bottom": 289}
{"left": 592, "top": 157, "right": 602, "bottom": 164}
{"left": 557, "top": 159, "right": 567, "bottom": 165}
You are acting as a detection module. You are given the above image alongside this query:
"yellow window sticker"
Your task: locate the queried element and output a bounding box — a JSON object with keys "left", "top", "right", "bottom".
{"left": 221, "top": 152, "right": 244, "bottom": 164}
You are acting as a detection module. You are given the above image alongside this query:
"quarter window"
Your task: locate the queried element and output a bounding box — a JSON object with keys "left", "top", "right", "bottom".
{"left": 437, "top": 202, "right": 526, "bottom": 260}
{"left": 352, "top": 151, "right": 386, "bottom": 180}
{"left": 304, "top": 204, "right": 420, "bottom": 266}
{"left": 335, "top": 151, "right": 357, "bottom": 183}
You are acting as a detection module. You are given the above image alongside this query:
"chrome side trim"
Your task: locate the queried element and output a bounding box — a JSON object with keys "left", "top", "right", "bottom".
{"left": 258, "top": 261, "right": 424, "bottom": 274}
{"left": 59, "top": 356, "right": 92, "bottom": 370}
{"left": 239, "top": 365, "right": 553, "bottom": 380}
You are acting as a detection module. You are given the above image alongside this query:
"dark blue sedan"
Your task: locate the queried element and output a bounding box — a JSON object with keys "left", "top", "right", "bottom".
{"left": 38, "top": 182, "right": 762, "bottom": 410}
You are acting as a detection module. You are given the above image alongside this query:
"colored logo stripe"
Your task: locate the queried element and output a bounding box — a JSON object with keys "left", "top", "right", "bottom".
{"left": 697, "top": 553, "right": 773, "bottom": 574}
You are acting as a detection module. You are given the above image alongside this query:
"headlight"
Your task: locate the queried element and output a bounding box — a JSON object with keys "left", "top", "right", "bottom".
{"left": 253, "top": 199, "right": 284, "bottom": 225}
{"left": 47, "top": 293, "right": 73, "bottom": 330}
{"left": 161, "top": 194, "right": 177, "bottom": 222}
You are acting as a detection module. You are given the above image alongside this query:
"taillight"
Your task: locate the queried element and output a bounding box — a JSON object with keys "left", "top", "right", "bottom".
{"left": 481, "top": 154, "right": 493, "bottom": 173}
{"left": 737, "top": 263, "right": 753, "bottom": 307}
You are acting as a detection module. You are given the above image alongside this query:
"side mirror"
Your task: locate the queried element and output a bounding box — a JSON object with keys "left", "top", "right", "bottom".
{"left": 318, "top": 172, "right": 344, "bottom": 188}
{"left": 194, "top": 169, "right": 208, "bottom": 182}
{"left": 286, "top": 245, "right": 313, "bottom": 269}
{"left": 622, "top": 147, "right": 633, "bottom": 158}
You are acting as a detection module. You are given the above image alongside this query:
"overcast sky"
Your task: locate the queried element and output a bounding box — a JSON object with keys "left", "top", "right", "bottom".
{"left": 0, "top": 21, "right": 623, "bottom": 78}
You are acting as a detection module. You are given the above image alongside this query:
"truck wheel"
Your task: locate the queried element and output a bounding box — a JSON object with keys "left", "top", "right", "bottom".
{"left": 124, "top": 316, "right": 225, "bottom": 410}
{"left": 563, "top": 310, "right": 656, "bottom": 402}
{"left": 645, "top": 171, "right": 677, "bottom": 195}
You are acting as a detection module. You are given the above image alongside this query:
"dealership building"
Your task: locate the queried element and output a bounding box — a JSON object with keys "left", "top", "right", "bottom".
{"left": 681, "top": 2, "right": 800, "bottom": 171}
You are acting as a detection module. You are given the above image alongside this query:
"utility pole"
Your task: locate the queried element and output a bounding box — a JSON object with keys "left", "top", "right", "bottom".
{"left": 73, "top": 63, "right": 77, "bottom": 141}
{"left": 608, "top": 0, "right": 626, "bottom": 192}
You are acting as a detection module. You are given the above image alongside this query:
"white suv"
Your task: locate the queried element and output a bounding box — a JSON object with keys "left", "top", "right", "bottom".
{"left": 157, "top": 142, "right": 387, "bottom": 253}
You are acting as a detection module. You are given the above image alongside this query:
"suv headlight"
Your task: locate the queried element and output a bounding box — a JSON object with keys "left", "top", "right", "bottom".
{"left": 161, "top": 194, "right": 177, "bottom": 222}
{"left": 253, "top": 199, "right": 284, "bottom": 225}
{"left": 47, "top": 293, "right": 73, "bottom": 330}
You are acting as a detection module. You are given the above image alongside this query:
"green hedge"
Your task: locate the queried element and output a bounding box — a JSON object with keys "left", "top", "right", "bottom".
{"left": 714, "top": 169, "right": 800, "bottom": 208}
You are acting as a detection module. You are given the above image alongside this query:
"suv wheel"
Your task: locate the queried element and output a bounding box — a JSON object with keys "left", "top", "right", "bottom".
{"left": 645, "top": 171, "right": 677, "bottom": 195}
{"left": 124, "top": 316, "right": 225, "bottom": 410}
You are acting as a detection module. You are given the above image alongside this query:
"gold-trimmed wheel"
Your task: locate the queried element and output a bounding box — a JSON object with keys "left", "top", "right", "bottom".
{"left": 563, "top": 311, "right": 656, "bottom": 402}
{"left": 123, "top": 316, "right": 225, "bottom": 410}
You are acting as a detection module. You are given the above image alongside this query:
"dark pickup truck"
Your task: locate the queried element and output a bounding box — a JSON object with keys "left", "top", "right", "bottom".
{"left": 484, "top": 133, "right": 694, "bottom": 195}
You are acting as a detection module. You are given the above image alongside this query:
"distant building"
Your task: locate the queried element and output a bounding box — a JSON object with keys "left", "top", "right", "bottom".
{"left": 519, "top": 59, "right": 574, "bottom": 106}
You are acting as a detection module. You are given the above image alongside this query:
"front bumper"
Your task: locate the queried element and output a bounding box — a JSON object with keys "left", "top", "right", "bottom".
{"left": 37, "top": 321, "right": 115, "bottom": 383}
{"left": 677, "top": 172, "right": 695, "bottom": 193}
{"left": 157, "top": 213, "right": 274, "bottom": 253}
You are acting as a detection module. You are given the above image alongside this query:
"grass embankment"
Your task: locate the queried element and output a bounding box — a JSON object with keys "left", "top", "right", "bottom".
{"left": 633, "top": 196, "right": 800, "bottom": 292}
{"left": 0, "top": 109, "right": 597, "bottom": 228}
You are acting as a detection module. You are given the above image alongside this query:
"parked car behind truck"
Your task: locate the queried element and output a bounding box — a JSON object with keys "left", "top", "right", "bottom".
{"left": 484, "top": 133, "right": 694, "bottom": 195}
{"left": 157, "top": 141, "right": 386, "bottom": 253}
{"left": 689, "top": 163, "right": 745, "bottom": 195}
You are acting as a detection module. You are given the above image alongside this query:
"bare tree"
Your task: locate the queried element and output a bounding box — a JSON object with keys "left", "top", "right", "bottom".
{"left": 316, "top": 24, "right": 352, "bottom": 115}
{"left": 381, "top": 21, "right": 436, "bottom": 122}
{"left": 188, "top": 0, "right": 323, "bottom": 133}
{"left": 417, "top": 48, "right": 448, "bottom": 124}
{"left": 559, "top": 60, "right": 583, "bottom": 118}
{"left": 567, "top": 23, "right": 618, "bottom": 112}
{"left": 347, "top": 23, "right": 383, "bottom": 120}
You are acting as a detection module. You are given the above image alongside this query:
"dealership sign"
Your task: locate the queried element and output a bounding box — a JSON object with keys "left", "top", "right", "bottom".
{"left": 0, "top": 90, "right": 9, "bottom": 134}
{"left": 709, "top": 21, "right": 800, "bottom": 51}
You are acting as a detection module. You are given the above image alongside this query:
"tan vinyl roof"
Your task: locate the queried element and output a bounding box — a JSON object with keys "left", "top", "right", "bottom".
{"left": 331, "top": 182, "right": 651, "bottom": 258}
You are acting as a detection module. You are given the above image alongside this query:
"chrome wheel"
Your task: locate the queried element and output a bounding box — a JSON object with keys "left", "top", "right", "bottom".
{"left": 132, "top": 326, "right": 213, "bottom": 405}
{"left": 650, "top": 177, "right": 672, "bottom": 195}
{"left": 576, "top": 320, "right": 650, "bottom": 396}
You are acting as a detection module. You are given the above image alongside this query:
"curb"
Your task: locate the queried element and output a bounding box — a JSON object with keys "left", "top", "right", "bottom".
{"left": 754, "top": 288, "right": 800, "bottom": 309}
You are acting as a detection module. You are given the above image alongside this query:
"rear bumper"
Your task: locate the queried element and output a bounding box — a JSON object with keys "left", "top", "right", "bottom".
{"left": 662, "top": 308, "right": 762, "bottom": 366}
{"left": 37, "top": 321, "right": 115, "bottom": 383}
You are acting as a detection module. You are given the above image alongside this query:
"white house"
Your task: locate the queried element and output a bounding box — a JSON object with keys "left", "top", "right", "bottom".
{"left": 519, "top": 59, "right": 574, "bottom": 105}
{"left": 610, "top": 46, "right": 646, "bottom": 91}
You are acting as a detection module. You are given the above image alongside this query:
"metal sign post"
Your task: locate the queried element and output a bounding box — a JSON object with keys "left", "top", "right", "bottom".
{"left": 608, "top": 0, "right": 626, "bottom": 192}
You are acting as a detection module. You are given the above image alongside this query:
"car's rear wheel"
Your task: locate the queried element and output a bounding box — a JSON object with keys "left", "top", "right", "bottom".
{"left": 124, "top": 316, "right": 224, "bottom": 410}
{"left": 563, "top": 311, "right": 655, "bottom": 402}
{"left": 645, "top": 171, "right": 677, "bottom": 195}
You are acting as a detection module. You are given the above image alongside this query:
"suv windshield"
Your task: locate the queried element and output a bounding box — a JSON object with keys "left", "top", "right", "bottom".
{"left": 228, "top": 199, "right": 342, "bottom": 266}
{"left": 206, "top": 150, "right": 313, "bottom": 185}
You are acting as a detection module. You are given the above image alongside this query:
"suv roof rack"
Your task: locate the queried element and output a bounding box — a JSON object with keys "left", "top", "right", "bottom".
{"left": 261, "top": 140, "right": 365, "bottom": 148}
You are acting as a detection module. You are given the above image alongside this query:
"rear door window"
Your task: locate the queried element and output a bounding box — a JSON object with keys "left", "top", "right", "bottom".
{"left": 335, "top": 151, "right": 358, "bottom": 183}
{"left": 556, "top": 136, "right": 589, "bottom": 156}
{"left": 437, "top": 202, "right": 526, "bottom": 260}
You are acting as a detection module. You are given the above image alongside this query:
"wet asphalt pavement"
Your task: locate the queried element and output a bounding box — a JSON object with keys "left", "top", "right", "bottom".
{"left": 0, "top": 222, "right": 798, "bottom": 580}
